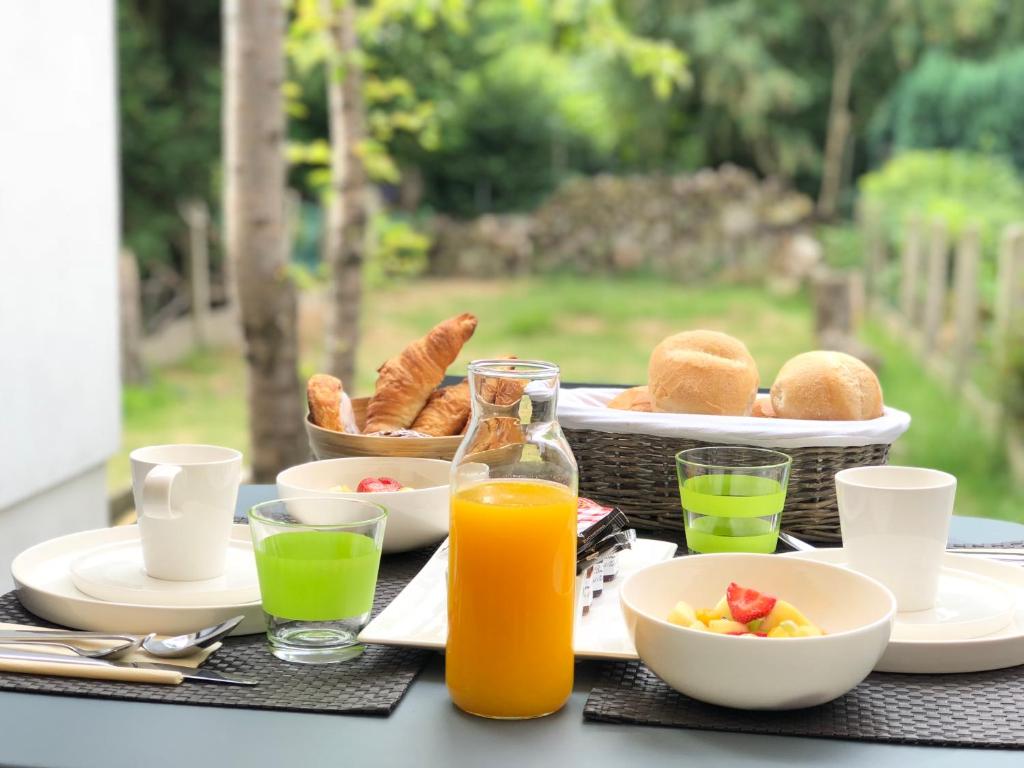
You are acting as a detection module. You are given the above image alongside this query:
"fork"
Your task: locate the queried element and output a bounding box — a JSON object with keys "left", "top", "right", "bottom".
{"left": 0, "top": 637, "right": 137, "bottom": 660}
{"left": 778, "top": 531, "right": 1024, "bottom": 561}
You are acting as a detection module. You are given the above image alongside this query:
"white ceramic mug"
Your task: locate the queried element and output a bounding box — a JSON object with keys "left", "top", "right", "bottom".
{"left": 130, "top": 444, "right": 243, "bottom": 581}
{"left": 835, "top": 465, "right": 957, "bottom": 612}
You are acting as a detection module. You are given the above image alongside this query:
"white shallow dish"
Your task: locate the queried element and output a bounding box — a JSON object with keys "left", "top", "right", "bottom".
{"left": 277, "top": 457, "right": 450, "bottom": 554}
{"left": 621, "top": 553, "right": 896, "bottom": 710}
{"left": 70, "top": 538, "right": 260, "bottom": 608}
{"left": 359, "top": 538, "right": 678, "bottom": 658}
{"left": 786, "top": 549, "right": 1024, "bottom": 673}
{"left": 11, "top": 525, "right": 263, "bottom": 636}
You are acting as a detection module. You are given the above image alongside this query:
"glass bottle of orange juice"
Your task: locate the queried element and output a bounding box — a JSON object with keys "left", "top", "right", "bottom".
{"left": 447, "top": 359, "right": 578, "bottom": 719}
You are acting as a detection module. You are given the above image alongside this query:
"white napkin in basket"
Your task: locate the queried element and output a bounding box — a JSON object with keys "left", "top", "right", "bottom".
{"left": 557, "top": 387, "right": 911, "bottom": 449}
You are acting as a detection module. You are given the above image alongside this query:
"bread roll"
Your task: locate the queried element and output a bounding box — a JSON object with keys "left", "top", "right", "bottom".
{"left": 770, "top": 351, "right": 883, "bottom": 420}
{"left": 607, "top": 386, "right": 653, "bottom": 412}
{"left": 751, "top": 394, "right": 775, "bottom": 418}
{"left": 307, "top": 374, "right": 344, "bottom": 432}
{"left": 648, "top": 330, "right": 759, "bottom": 416}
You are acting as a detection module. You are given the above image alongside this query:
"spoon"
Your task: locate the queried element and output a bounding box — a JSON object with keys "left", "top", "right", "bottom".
{"left": 0, "top": 615, "right": 245, "bottom": 660}
{"left": 778, "top": 531, "right": 816, "bottom": 552}
{"left": 140, "top": 615, "right": 245, "bottom": 658}
{"left": 0, "top": 637, "right": 138, "bottom": 660}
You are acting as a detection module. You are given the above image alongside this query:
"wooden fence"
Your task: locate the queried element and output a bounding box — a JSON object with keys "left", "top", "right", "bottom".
{"left": 858, "top": 208, "right": 1024, "bottom": 487}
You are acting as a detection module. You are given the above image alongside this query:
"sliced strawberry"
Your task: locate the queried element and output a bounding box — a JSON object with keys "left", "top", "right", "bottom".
{"left": 726, "top": 583, "right": 777, "bottom": 624}
{"left": 726, "top": 631, "right": 750, "bottom": 636}
{"left": 753, "top": 632, "right": 768, "bottom": 637}
{"left": 356, "top": 476, "right": 403, "bottom": 493}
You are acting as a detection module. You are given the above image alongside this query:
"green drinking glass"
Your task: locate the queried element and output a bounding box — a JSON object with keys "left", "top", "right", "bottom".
{"left": 249, "top": 498, "right": 386, "bottom": 664}
{"left": 676, "top": 447, "right": 792, "bottom": 554}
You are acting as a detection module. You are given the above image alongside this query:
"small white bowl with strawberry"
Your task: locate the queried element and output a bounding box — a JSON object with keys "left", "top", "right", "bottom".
{"left": 620, "top": 553, "right": 896, "bottom": 710}
{"left": 276, "top": 457, "right": 451, "bottom": 553}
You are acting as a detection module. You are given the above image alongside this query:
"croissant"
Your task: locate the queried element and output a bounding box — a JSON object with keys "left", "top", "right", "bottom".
{"left": 477, "top": 356, "right": 527, "bottom": 408}
{"left": 307, "top": 374, "right": 344, "bottom": 431}
{"left": 607, "top": 385, "right": 653, "bottom": 412}
{"left": 364, "top": 313, "right": 478, "bottom": 432}
{"left": 466, "top": 417, "right": 524, "bottom": 455}
{"left": 410, "top": 379, "right": 471, "bottom": 436}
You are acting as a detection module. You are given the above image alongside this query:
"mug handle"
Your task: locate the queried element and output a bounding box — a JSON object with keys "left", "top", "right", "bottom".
{"left": 142, "top": 464, "right": 182, "bottom": 520}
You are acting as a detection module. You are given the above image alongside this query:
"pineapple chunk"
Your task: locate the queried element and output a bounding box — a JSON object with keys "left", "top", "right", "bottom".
{"left": 760, "top": 599, "right": 812, "bottom": 633}
{"left": 667, "top": 600, "right": 699, "bottom": 628}
{"left": 794, "top": 624, "right": 824, "bottom": 637}
{"left": 706, "top": 618, "right": 749, "bottom": 635}
{"left": 767, "top": 620, "right": 801, "bottom": 638}
{"left": 696, "top": 597, "right": 732, "bottom": 625}
{"left": 767, "top": 619, "right": 824, "bottom": 638}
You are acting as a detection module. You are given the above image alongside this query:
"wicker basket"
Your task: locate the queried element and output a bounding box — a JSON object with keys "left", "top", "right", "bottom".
{"left": 565, "top": 428, "right": 889, "bottom": 543}
{"left": 306, "top": 397, "right": 463, "bottom": 460}
{"left": 560, "top": 389, "right": 910, "bottom": 543}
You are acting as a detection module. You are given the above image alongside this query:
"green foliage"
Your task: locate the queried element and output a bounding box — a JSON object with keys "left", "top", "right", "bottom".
{"left": 286, "top": 0, "right": 688, "bottom": 216}
{"left": 870, "top": 48, "right": 1024, "bottom": 173}
{"left": 416, "top": 43, "right": 622, "bottom": 214}
{"left": 816, "top": 225, "right": 864, "bottom": 270}
{"left": 118, "top": 0, "right": 221, "bottom": 272}
{"left": 859, "top": 149, "right": 1024, "bottom": 310}
{"left": 364, "top": 212, "right": 431, "bottom": 285}
{"left": 1003, "top": 329, "right": 1024, "bottom": 428}
{"left": 859, "top": 150, "right": 1024, "bottom": 249}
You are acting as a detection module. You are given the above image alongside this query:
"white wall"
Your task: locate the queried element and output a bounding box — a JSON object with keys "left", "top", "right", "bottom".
{"left": 0, "top": 0, "right": 120, "bottom": 585}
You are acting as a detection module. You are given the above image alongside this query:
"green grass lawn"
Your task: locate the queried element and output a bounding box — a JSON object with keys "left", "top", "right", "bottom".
{"left": 112, "top": 276, "right": 1022, "bottom": 523}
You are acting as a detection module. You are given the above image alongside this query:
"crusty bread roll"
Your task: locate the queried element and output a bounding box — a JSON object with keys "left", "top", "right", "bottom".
{"left": 750, "top": 394, "right": 775, "bottom": 418}
{"left": 648, "top": 330, "right": 759, "bottom": 416}
{"left": 607, "top": 385, "right": 653, "bottom": 412}
{"left": 770, "top": 351, "right": 883, "bottom": 420}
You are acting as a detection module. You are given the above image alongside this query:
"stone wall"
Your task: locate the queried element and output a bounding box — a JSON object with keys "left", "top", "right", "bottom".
{"left": 429, "top": 165, "right": 817, "bottom": 281}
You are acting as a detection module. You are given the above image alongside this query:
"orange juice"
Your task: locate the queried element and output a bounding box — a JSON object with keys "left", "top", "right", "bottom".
{"left": 447, "top": 479, "right": 577, "bottom": 718}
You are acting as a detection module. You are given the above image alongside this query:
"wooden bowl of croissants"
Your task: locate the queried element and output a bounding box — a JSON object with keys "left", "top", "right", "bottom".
{"left": 305, "top": 313, "right": 480, "bottom": 460}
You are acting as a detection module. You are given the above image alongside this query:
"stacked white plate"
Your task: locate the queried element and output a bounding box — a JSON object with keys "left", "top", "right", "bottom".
{"left": 11, "top": 525, "right": 264, "bottom": 636}
{"left": 786, "top": 549, "right": 1024, "bottom": 673}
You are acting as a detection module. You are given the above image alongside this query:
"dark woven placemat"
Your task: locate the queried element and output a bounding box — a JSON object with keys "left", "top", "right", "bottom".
{"left": 586, "top": 543, "right": 1024, "bottom": 748}
{"left": 0, "top": 546, "right": 435, "bottom": 716}
{"left": 584, "top": 661, "right": 1024, "bottom": 749}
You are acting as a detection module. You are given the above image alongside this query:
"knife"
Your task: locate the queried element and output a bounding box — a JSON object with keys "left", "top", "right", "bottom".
{"left": 0, "top": 648, "right": 258, "bottom": 685}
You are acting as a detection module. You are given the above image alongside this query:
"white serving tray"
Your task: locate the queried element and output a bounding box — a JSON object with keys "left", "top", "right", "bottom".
{"left": 11, "top": 525, "right": 264, "bottom": 636}
{"left": 786, "top": 549, "right": 1024, "bottom": 673}
{"left": 359, "top": 538, "right": 678, "bottom": 659}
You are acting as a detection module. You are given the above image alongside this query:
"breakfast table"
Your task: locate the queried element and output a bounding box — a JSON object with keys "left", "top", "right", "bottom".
{"left": 0, "top": 486, "right": 1022, "bottom": 767}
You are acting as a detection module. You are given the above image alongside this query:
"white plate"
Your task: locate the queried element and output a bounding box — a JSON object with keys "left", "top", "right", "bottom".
{"left": 11, "top": 525, "right": 264, "bottom": 636}
{"left": 70, "top": 539, "right": 260, "bottom": 608}
{"left": 358, "top": 538, "right": 678, "bottom": 659}
{"left": 785, "top": 549, "right": 1024, "bottom": 673}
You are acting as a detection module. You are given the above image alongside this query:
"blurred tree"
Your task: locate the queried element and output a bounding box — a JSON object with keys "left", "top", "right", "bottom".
{"left": 286, "top": 0, "right": 687, "bottom": 382}
{"left": 619, "top": 0, "right": 1011, "bottom": 215}
{"left": 322, "top": 0, "right": 368, "bottom": 388}
{"left": 118, "top": 0, "right": 220, "bottom": 275}
{"left": 801, "top": 0, "right": 896, "bottom": 220}
{"left": 869, "top": 48, "right": 1024, "bottom": 173}
{"left": 223, "top": 0, "right": 307, "bottom": 480}
{"left": 620, "top": 0, "right": 820, "bottom": 183}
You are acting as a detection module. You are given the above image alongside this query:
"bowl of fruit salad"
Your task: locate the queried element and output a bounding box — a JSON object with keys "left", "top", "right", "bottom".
{"left": 276, "top": 457, "right": 451, "bottom": 553}
{"left": 620, "top": 553, "right": 896, "bottom": 710}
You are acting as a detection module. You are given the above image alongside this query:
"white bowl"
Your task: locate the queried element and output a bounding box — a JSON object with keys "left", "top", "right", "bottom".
{"left": 620, "top": 553, "right": 896, "bottom": 710}
{"left": 276, "top": 457, "right": 451, "bottom": 554}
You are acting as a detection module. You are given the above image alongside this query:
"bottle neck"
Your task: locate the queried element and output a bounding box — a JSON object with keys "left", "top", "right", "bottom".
{"left": 467, "top": 365, "right": 559, "bottom": 426}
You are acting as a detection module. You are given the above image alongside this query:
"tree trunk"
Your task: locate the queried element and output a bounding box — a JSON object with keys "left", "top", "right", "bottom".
{"left": 816, "top": 44, "right": 856, "bottom": 220}
{"left": 180, "top": 198, "right": 211, "bottom": 349}
{"left": 119, "top": 248, "right": 146, "bottom": 385}
{"left": 223, "top": 0, "right": 307, "bottom": 481}
{"left": 323, "top": 0, "right": 368, "bottom": 388}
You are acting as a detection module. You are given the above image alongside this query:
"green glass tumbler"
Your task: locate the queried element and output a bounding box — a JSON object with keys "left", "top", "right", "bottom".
{"left": 676, "top": 447, "right": 792, "bottom": 554}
